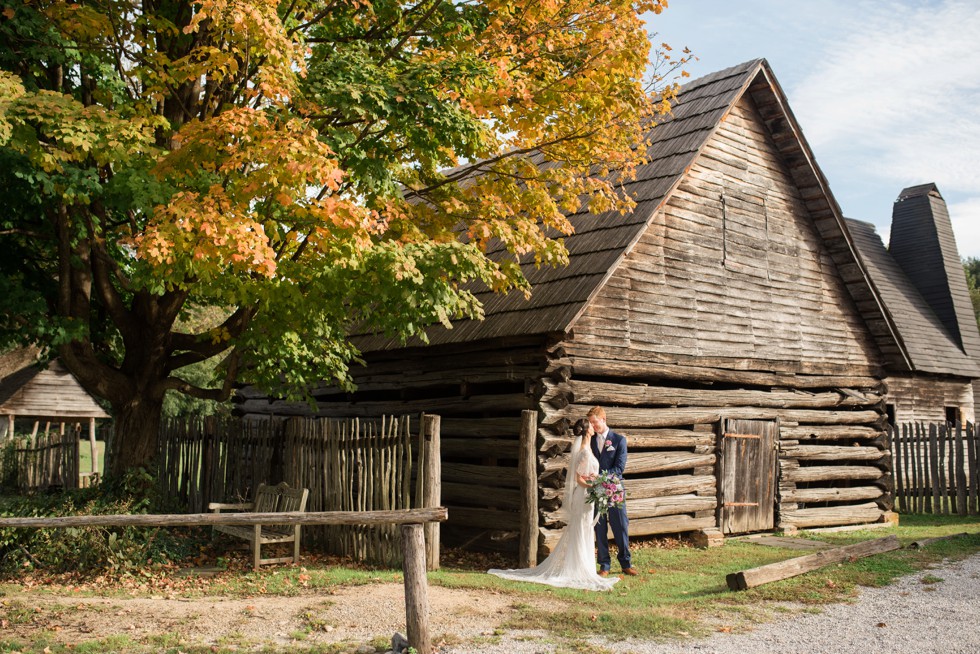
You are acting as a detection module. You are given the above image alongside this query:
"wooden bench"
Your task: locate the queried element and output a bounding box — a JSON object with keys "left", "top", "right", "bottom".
{"left": 208, "top": 482, "right": 309, "bottom": 570}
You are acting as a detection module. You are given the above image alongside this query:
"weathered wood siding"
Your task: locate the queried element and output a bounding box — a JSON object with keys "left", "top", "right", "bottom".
{"left": 885, "top": 375, "right": 976, "bottom": 424}
{"left": 548, "top": 94, "right": 889, "bottom": 540}
{"left": 573, "top": 95, "right": 880, "bottom": 370}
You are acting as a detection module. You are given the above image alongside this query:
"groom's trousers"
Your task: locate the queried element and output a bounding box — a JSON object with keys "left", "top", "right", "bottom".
{"left": 595, "top": 504, "right": 631, "bottom": 571}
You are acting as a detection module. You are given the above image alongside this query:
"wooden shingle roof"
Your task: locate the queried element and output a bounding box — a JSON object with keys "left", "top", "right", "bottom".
{"left": 846, "top": 217, "right": 980, "bottom": 377}
{"left": 0, "top": 359, "right": 110, "bottom": 419}
{"left": 357, "top": 60, "right": 765, "bottom": 351}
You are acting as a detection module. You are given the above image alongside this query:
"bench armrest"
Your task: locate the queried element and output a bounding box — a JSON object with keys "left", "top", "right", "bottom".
{"left": 208, "top": 502, "right": 254, "bottom": 512}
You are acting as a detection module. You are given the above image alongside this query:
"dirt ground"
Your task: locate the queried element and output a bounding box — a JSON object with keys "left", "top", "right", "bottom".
{"left": 0, "top": 579, "right": 556, "bottom": 651}
{"left": 0, "top": 583, "right": 552, "bottom": 645}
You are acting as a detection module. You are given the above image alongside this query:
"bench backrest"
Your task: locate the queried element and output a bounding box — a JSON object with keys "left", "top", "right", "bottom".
{"left": 253, "top": 482, "right": 309, "bottom": 514}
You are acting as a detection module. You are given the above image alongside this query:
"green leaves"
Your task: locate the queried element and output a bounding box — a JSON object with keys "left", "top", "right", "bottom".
{"left": 0, "top": 0, "right": 679, "bottom": 473}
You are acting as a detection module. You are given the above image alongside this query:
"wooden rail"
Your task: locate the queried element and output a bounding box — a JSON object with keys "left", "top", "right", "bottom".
{"left": 0, "top": 507, "right": 447, "bottom": 654}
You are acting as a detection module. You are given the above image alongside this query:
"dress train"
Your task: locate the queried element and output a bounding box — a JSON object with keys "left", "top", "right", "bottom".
{"left": 488, "top": 438, "right": 618, "bottom": 591}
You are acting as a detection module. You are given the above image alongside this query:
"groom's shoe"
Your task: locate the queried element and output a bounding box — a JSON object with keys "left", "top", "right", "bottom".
{"left": 622, "top": 568, "right": 639, "bottom": 576}
{"left": 598, "top": 569, "right": 610, "bottom": 577}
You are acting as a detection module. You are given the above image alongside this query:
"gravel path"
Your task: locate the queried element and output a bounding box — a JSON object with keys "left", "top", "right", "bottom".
{"left": 444, "top": 552, "right": 980, "bottom": 654}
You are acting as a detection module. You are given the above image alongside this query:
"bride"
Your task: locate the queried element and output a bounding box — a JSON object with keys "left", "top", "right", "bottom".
{"left": 488, "top": 418, "right": 619, "bottom": 591}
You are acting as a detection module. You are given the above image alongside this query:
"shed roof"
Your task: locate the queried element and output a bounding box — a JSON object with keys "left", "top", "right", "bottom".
{"left": 355, "top": 59, "right": 912, "bottom": 371}
{"left": 846, "top": 218, "right": 979, "bottom": 377}
{"left": 0, "top": 359, "right": 110, "bottom": 419}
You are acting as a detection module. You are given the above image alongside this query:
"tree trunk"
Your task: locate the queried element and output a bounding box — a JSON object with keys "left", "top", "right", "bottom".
{"left": 109, "top": 395, "right": 165, "bottom": 478}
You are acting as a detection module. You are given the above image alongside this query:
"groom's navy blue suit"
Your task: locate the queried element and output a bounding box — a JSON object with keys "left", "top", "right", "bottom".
{"left": 592, "top": 429, "right": 631, "bottom": 572}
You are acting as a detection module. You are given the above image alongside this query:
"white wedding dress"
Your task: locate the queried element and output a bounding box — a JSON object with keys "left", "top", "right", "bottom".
{"left": 488, "top": 436, "right": 619, "bottom": 591}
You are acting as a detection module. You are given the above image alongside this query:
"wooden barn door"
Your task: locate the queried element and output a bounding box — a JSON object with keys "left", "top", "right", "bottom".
{"left": 718, "top": 418, "right": 777, "bottom": 534}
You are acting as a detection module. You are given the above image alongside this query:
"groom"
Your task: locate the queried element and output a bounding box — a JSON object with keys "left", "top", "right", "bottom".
{"left": 588, "top": 406, "right": 637, "bottom": 577}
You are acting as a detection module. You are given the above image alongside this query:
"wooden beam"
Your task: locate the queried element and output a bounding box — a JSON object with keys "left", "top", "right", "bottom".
{"left": 421, "top": 414, "right": 441, "bottom": 571}
{"left": 89, "top": 418, "right": 98, "bottom": 475}
{"left": 568, "top": 355, "right": 882, "bottom": 390}
{"left": 0, "top": 507, "right": 449, "bottom": 529}
{"left": 566, "top": 380, "right": 882, "bottom": 409}
{"left": 726, "top": 535, "right": 901, "bottom": 590}
{"left": 908, "top": 532, "right": 971, "bottom": 549}
{"left": 518, "top": 410, "right": 539, "bottom": 568}
{"left": 400, "top": 523, "right": 431, "bottom": 654}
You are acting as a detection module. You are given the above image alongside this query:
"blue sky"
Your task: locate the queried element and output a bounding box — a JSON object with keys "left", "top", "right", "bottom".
{"left": 647, "top": 0, "right": 980, "bottom": 258}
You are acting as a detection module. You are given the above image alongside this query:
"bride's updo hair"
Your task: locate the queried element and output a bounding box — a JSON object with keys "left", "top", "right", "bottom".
{"left": 572, "top": 418, "right": 590, "bottom": 438}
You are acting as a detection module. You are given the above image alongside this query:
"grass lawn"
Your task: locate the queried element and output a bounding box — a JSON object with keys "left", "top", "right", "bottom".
{"left": 431, "top": 514, "right": 980, "bottom": 642}
{"left": 1, "top": 514, "right": 978, "bottom": 653}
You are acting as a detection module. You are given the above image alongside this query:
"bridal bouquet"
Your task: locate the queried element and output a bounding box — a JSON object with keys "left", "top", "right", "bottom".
{"left": 585, "top": 471, "right": 626, "bottom": 517}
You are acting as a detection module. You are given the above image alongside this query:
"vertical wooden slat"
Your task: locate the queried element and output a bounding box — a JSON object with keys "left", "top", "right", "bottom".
{"left": 902, "top": 423, "right": 912, "bottom": 513}
{"left": 938, "top": 423, "right": 948, "bottom": 514}
{"left": 891, "top": 425, "right": 904, "bottom": 513}
{"left": 928, "top": 423, "right": 940, "bottom": 514}
{"left": 913, "top": 423, "right": 923, "bottom": 513}
{"left": 89, "top": 418, "right": 98, "bottom": 476}
{"left": 955, "top": 422, "right": 967, "bottom": 515}
{"left": 967, "top": 422, "right": 978, "bottom": 514}
{"left": 421, "top": 414, "right": 441, "bottom": 571}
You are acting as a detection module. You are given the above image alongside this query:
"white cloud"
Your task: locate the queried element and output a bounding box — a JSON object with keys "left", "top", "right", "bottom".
{"left": 947, "top": 196, "right": 980, "bottom": 259}
{"left": 792, "top": 1, "right": 980, "bottom": 194}
{"left": 648, "top": 0, "right": 980, "bottom": 255}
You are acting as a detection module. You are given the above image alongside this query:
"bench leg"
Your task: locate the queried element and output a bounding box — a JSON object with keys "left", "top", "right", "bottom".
{"left": 253, "top": 525, "right": 262, "bottom": 571}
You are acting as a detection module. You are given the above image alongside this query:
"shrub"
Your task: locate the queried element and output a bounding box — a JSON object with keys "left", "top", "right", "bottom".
{"left": 0, "top": 470, "right": 206, "bottom": 575}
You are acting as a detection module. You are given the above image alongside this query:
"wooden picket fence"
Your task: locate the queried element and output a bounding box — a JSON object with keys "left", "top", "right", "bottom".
{"left": 0, "top": 426, "right": 80, "bottom": 493}
{"left": 157, "top": 414, "right": 438, "bottom": 565}
{"left": 890, "top": 421, "right": 979, "bottom": 515}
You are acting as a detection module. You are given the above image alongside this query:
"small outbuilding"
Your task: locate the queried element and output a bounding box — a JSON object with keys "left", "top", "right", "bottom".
{"left": 0, "top": 358, "right": 109, "bottom": 486}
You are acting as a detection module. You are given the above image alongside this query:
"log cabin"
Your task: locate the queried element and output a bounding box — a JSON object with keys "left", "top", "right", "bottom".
{"left": 239, "top": 59, "right": 925, "bottom": 552}
{"left": 846, "top": 185, "right": 980, "bottom": 426}
{"left": 0, "top": 358, "right": 109, "bottom": 489}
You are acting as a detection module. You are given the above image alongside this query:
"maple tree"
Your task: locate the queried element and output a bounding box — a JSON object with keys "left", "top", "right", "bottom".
{"left": 0, "top": 0, "right": 686, "bottom": 477}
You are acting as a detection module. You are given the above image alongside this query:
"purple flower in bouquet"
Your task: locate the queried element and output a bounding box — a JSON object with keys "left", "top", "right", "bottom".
{"left": 585, "top": 470, "right": 626, "bottom": 517}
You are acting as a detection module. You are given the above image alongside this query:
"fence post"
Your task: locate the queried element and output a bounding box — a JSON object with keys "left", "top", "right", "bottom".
{"left": 421, "top": 414, "right": 441, "bottom": 571}
{"left": 518, "top": 409, "right": 539, "bottom": 568}
{"left": 401, "top": 523, "right": 432, "bottom": 654}
{"left": 955, "top": 422, "right": 968, "bottom": 515}
{"left": 88, "top": 418, "right": 98, "bottom": 476}
{"left": 966, "top": 421, "right": 977, "bottom": 514}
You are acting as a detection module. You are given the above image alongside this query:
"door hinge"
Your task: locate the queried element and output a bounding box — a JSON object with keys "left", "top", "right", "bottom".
{"left": 723, "top": 433, "right": 761, "bottom": 439}
{"left": 723, "top": 502, "right": 760, "bottom": 507}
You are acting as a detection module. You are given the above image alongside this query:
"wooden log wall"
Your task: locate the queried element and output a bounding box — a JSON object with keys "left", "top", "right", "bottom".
{"left": 535, "top": 343, "right": 890, "bottom": 548}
